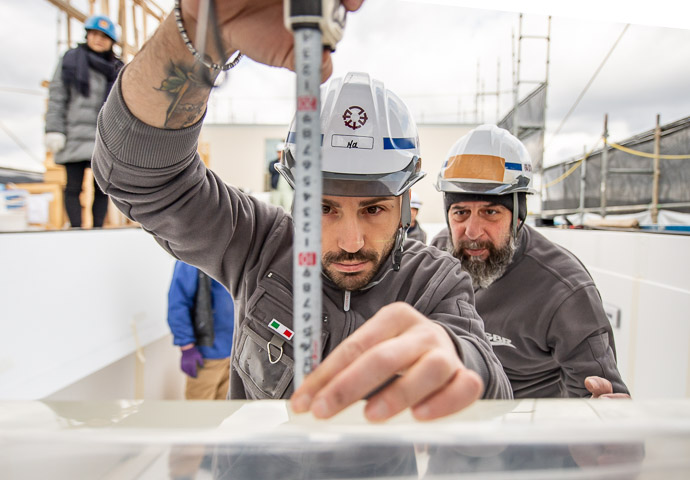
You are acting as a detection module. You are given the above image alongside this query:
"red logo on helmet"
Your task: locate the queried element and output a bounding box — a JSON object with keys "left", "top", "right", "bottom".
{"left": 98, "top": 19, "right": 109, "bottom": 29}
{"left": 343, "top": 106, "right": 368, "bottom": 130}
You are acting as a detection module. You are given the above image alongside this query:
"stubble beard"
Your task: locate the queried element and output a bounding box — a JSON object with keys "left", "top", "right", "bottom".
{"left": 323, "top": 234, "right": 396, "bottom": 291}
{"left": 452, "top": 234, "right": 517, "bottom": 289}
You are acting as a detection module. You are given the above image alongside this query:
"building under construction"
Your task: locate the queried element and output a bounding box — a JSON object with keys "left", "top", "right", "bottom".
{"left": 1, "top": 2, "right": 689, "bottom": 478}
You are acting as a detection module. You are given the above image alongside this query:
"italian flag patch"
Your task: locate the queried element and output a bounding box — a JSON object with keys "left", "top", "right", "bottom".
{"left": 268, "top": 319, "right": 294, "bottom": 340}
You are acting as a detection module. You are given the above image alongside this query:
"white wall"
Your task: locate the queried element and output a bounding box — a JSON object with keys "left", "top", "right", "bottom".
{"left": 536, "top": 228, "right": 690, "bottom": 399}
{"left": 45, "top": 335, "right": 184, "bottom": 401}
{"left": 201, "top": 124, "right": 287, "bottom": 194}
{"left": 415, "top": 124, "right": 475, "bottom": 224}
{"left": 0, "top": 228, "right": 178, "bottom": 400}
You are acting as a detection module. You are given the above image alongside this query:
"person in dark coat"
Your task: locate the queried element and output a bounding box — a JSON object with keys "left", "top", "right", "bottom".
{"left": 45, "top": 15, "right": 124, "bottom": 228}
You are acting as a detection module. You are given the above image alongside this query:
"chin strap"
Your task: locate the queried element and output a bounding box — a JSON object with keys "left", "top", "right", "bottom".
{"left": 512, "top": 191, "right": 527, "bottom": 237}
{"left": 512, "top": 192, "right": 519, "bottom": 237}
{"left": 392, "top": 192, "right": 412, "bottom": 271}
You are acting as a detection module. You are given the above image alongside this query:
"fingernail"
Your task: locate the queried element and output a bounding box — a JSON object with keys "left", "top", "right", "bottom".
{"left": 311, "top": 398, "right": 331, "bottom": 418}
{"left": 367, "top": 401, "right": 389, "bottom": 421}
{"left": 413, "top": 404, "right": 431, "bottom": 420}
{"left": 291, "top": 394, "right": 311, "bottom": 413}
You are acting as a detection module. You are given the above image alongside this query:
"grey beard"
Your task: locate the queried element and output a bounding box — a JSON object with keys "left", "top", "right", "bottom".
{"left": 453, "top": 235, "right": 517, "bottom": 289}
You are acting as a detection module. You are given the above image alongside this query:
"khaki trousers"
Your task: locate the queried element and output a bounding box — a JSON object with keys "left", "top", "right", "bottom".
{"left": 185, "top": 357, "right": 231, "bottom": 400}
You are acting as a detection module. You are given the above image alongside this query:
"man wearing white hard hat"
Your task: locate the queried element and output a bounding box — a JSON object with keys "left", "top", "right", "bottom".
{"left": 91, "top": 0, "right": 511, "bottom": 443}
{"left": 406, "top": 191, "right": 427, "bottom": 243}
{"left": 432, "top": 125, "right": 629, "bottom": 399}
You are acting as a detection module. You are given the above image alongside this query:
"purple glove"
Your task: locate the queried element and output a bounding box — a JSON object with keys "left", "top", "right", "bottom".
{"left": 181, "top": 347, "right": 204, "bottom": 378}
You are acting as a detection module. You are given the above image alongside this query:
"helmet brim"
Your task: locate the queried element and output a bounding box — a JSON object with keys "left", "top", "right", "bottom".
{"left": 435, "top": 177, "right": 536, "bottom": 195}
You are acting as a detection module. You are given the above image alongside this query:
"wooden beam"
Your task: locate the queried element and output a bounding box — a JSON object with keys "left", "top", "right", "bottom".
{"left": 131, "top": 2, "right": 140, "bottom": 50}
{"left": 132, "top": 0, "right": 165, "bottom": 23}
{"left": 119, "top": 0, "right": 128, "bottom": 58}
{"left": 45, "top": 0, "right": 88, "bottom": 22}
{"left": 46, "top": 0, "right": 157, "bottom": 57}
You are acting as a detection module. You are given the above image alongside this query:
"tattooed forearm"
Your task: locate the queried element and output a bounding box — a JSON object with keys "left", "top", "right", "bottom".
{"left": 156, "top": 61, "right": 217, "bottom": 128}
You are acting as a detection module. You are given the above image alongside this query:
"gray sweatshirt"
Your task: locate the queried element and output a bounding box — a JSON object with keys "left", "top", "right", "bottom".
{"left": 432, "top": 226, "right": 629, "bottom": 398}
{"left": 92, "top": 77, "right": 512, "bottom": 401}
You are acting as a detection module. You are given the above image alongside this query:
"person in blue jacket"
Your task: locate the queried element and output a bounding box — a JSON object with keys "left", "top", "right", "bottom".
{"left": 167, "top": 260, "right": 234, "bottom": 399}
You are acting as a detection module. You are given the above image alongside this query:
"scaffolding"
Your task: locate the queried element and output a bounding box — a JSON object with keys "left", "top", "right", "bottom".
{"left": 497, "top": 12, "right": 551, "bottom": 196}
{"left": 541, "top": 114, "right": 690, "bottom": 224}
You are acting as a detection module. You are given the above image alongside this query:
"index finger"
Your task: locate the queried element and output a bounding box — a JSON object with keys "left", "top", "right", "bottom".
{"left": 343, "top": 0, "right": 365, "bottom": 11}
{"left": 290, "top": 303, "right": 422, "bottom": 412}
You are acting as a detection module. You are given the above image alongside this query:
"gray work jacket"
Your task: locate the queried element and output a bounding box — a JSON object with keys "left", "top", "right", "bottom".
{"left": 92, "top": 76, "right": 512, "bottom": 401}
{"left": 432, "top": 226, "right": 629, "bottom": 398}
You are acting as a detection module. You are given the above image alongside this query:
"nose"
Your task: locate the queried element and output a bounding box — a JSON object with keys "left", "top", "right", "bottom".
{"left": 336, "top": 214, "right": 365, "bottom": 253}
{"left": 463, "top": 214, "right": 485, "bottom": 241}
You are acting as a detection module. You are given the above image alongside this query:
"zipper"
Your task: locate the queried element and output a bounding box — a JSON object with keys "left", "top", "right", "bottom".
{"left": 266, "top": 271, "right": 292, "bottom": 292}
{"left": 343, "top": 291, "right": 351, "bottom": 312}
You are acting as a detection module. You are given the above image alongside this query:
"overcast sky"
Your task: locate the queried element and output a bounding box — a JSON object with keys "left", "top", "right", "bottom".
{"left": 2, "top": 0, "right": 690, "bottom": 173}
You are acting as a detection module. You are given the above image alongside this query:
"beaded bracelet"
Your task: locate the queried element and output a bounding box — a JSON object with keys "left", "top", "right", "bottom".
{"left": 174, "top": 0, "right": 242, "bottom": 72}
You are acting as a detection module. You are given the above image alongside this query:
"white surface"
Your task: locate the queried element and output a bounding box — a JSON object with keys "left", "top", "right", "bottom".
{"left": 2, "top": 398, "right": 689, "bottom": 443}
{"left": 536, "top": 227, "right": 690, "bottom": 399}
{"left": 0, "top": 228, "right": 176, "bottom": 400}
{"left": 1, "top": 399, "right": 689, "bottom": 480}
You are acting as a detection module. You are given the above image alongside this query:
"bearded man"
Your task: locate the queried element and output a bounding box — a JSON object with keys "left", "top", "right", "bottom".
{"left": 431, "top": 125, "right": 629, "bottom": 399}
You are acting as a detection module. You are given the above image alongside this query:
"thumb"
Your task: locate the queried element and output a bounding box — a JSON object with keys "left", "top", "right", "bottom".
{"left": 585, "top": 376, "right": 613, "bottom": 398}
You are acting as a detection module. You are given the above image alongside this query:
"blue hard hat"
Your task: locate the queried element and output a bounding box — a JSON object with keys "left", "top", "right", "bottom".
{"left": 84, "top": 15, "right": 118, "bottom": 42}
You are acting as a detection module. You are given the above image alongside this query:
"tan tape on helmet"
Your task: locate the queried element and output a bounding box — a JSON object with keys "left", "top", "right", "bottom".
{"left": 443, "top": 154, "right": 505, "bottom": 182}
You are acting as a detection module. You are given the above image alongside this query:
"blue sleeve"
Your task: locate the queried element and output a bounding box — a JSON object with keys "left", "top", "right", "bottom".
{"left": 167, "top": 261, "right": 199, "bottom": 347}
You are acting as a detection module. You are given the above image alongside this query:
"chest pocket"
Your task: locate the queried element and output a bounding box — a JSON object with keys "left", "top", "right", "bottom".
{"left": 233, "top": 271, "right": 329, "bottom": 400}
{"left": 234, "top": 323, "right": 294, "bottom": 399}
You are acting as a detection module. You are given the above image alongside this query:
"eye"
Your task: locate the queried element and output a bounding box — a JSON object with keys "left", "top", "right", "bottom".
{"left": 485, "top": 209, "right": 499, "bottom": 215}
{"left": 322, "top": 205, "right": 332, "bottom": 215}
{"left": 365, "top": 205, "right": 383, "bottom": 215}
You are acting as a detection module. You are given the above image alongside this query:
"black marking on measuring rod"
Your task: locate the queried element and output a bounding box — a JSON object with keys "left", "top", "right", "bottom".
{"left": 293, "top": 27, "right": 323, "bottom": 387}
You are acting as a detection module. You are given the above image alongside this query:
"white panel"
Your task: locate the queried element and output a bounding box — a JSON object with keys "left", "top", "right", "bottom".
{"left": 0, "top": 229, "right": 176, "bottom": 400}
{"left": 538, "top": 228, "right": 690, "bottom": 399}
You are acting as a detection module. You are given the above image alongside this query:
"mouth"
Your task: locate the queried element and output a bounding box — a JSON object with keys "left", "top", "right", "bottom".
{"left": 464, "top": 248, "right": 488, "bottom": 258}
{"left": 332, "top": 261, "right": 369, "bottom": 273}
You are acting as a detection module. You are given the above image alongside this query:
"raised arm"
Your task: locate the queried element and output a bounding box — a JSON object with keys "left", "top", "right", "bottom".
{"left": 121, "top": 0, "right": 363, "bottom": 129}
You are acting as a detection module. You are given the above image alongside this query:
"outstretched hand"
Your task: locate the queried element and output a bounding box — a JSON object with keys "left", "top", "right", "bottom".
{"left": 180, "top": 0, "right": 364, "bottom": 80}
{"left": 290, "top": 302, "right": 484, "bottom": 422}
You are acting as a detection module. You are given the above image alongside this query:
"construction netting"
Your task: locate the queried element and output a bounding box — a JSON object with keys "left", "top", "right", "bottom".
{"left": 542, "top": 115, "right": 690, "bottom": 215}
{"left": 498, "top": 83, "right": 546, "bottom": 172}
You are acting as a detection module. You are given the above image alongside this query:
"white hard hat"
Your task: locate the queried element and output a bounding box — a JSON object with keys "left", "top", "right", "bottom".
{"left": 410, "top": 191, "right": 422, "bottom": 210}
{"left": 434, "top": 124, "right": 535, "bottom": 195}
{"left": 278, "top": 72, "right": 426, "bottom": 271}
{"left": 279, "top": 72, "right": 425, "bottom": 197}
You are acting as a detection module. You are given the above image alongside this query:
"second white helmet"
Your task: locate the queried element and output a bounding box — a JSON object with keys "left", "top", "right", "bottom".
{"left": 434, "top": 124, "right": 535, "bottom": 196}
